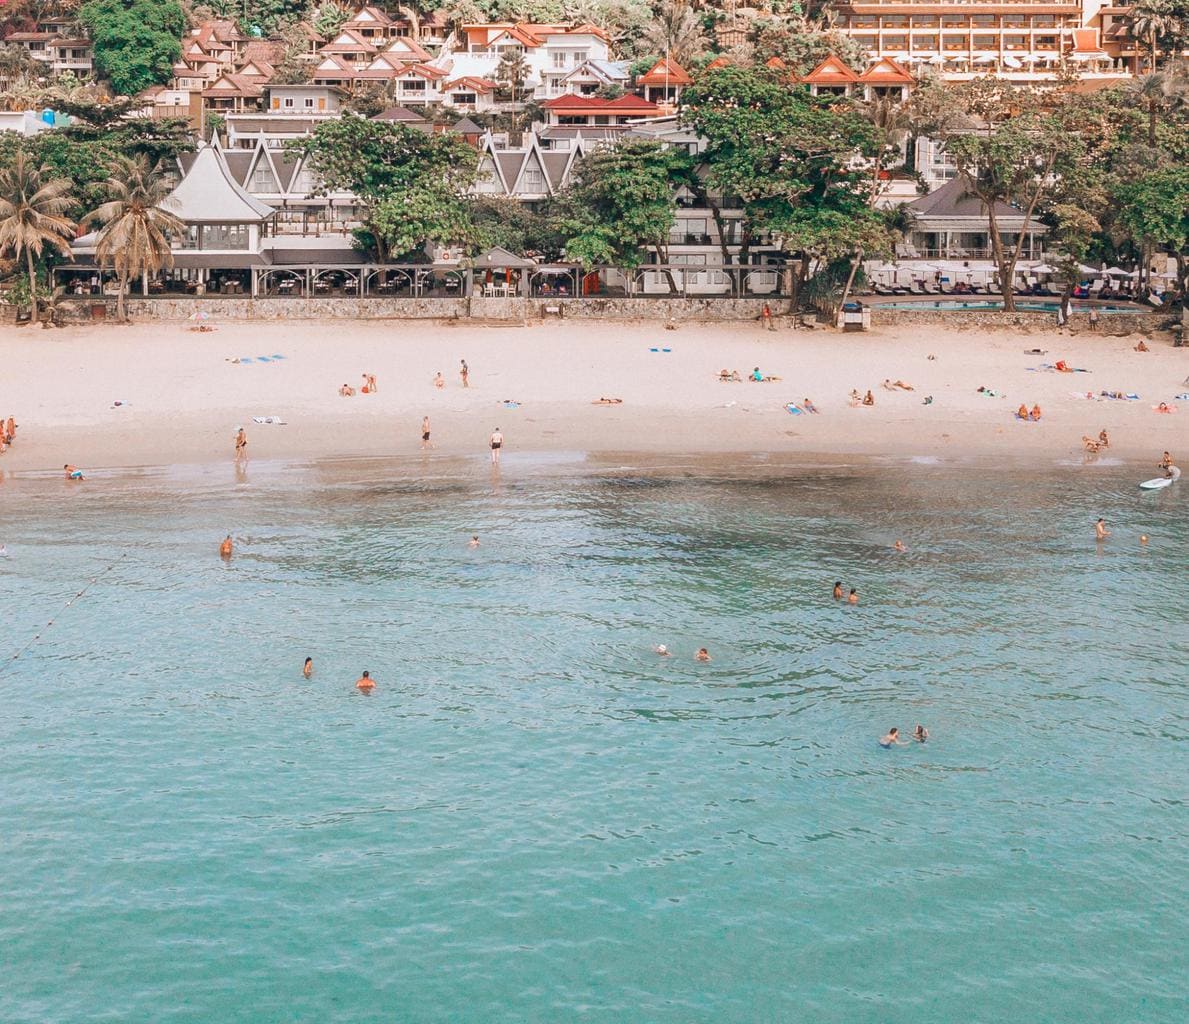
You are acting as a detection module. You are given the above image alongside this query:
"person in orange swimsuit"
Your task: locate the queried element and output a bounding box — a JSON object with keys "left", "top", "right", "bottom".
{"left": 219, "top": 535, "right": 232, "bottom": 558}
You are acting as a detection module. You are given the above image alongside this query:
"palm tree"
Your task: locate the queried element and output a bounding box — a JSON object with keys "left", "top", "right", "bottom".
{"left": 0, "top": 152, "right": 76, "bottom": 325}
{"left": 1129, "top": 1, "right": 1184, "bottom": 71}
{"left": 1127, "top": 71, "right": 1187, "bottom": 146}
{"left": 496, "top": 49, "right": 530, "bottom": 133}
{"left": 643, "top": 1, "right": 709, "bottom": 67}
{"left": 83, "top": 156, "right": 183, "bottom": 321}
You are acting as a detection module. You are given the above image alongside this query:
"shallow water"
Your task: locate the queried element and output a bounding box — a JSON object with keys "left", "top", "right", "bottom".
{"left": 2, "top": 460, "right": 1186, "bottom": 1023}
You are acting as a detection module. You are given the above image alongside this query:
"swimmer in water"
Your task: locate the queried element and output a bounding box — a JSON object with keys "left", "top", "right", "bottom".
{"left": 1095, "top": 518, "right": 1110, "bottom": 541}
{"left": 847, "top": 589, "right": 859, "bottom": 605}
{"left": 654, "top": 644, "right": 671, "bottom": 657}
{"left": 913, "top": 724, "right": 928, "bottom": 743}
{"left": 833, "top": 581, "right": 843, "bottom": 600}
{"left": 893, "top": 540, "right": 906, "bottom": 552}
{"left": 303, "top": 657, "right": 313, "bottom": 679}
{"left": 356, "top": 671, "right": 374, "bottom": 691}
{"left": 219, "top": 534, "right": 233, "bottom": 558}
{"left": 880, "top": 728, "right": 907, "bottom": 748}
{"left": 1140, "top": 535, "right": 1149, "bottom": 545}
{"left": 468, "top": 535, "right": 480, "bottom": 548}
{"left": 695, "top": 648, "right": 711, "bottom": 662}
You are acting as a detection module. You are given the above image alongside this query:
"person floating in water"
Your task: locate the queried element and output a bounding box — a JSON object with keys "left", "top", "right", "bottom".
{"left": 356, "top": 671, "right": 375, "bottom": 691}
{"left": 833, "top": 581, "right": 843, "bottom": 600}
{"left": 654, "top": 644, "right": 671, "bottom": 657}
{"left": 1095, "top": 518, "right": 1110, "bottom": 541}
{"left": 913, "top": 724, "right": 928, "bottom": 743}
{"left": 880, "top": 728, "right": 907, "bottom": 748}
{"left": 303, "top": 657, "right": 313, "bottom": 679}
{"left": 219, "top": 534, "right": 233, "bottom": 558}
{"left": 847, "top": 589, "right": 859, "bottom": 605}
{"left": 695, "top": 648, "right": 711, "bottom": 662}
{"left": 893, "top": 540, "right": 906, "bottom": 552}
{"left": 468, "top": 535, "right": 480, "bottom": 548}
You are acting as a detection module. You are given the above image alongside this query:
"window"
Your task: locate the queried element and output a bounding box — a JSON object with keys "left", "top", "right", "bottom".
{"left": 553, "top": 51, "right": 566, "bottom": 67}
{"left": 523, "top": 168, "right": 544, "bottom": 187}
{"left": 284, "top": 97, "right": 294, "bottom": 108}
{"left": 453, "top": 92, "right": 477, "bottom": 105}
{"left": 251, "top": 167, "right": 275, "bottom": 191}
{"left": 304, "top": 97, "right": 314, "bottom": 108}
{"left": 202, "top": 224, "right": 249, "bottom": 250}
{"left": 402, "top": 79, "right": 425, "bottom": 91}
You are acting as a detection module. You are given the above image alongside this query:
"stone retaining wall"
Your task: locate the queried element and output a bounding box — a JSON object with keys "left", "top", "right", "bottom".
{"left": 52, "top": 296, "right": 1178, "bottom": 335}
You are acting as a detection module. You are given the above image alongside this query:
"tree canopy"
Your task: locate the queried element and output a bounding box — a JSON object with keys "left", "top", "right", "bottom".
{"left": 79, "top": 0, "right": 185, "bottom": 97}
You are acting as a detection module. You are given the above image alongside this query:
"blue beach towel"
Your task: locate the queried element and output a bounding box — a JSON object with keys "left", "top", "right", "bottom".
{"left": 785, "top": 403, "right": 803, "bottom": 415}
{"left": 271, "top": 354, "right": 286, "bottom": 360}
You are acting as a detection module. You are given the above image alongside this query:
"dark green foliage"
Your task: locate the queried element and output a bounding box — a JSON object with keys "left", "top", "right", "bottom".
{"left": 79, "top": 0, "right": 185, "bottom": 96}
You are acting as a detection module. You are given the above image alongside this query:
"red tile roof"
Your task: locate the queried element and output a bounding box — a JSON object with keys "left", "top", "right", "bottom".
{"left": 637, "top": 57, "right": 692, "bottom": 87}
{"left": 802, "top": 53, "right": 860, "bottom": 84}
{"left": 858, "top": 57, "right": 913, "bottom": 85}
{"left": 543, "top": 93, "right": 661, "bottom": 114}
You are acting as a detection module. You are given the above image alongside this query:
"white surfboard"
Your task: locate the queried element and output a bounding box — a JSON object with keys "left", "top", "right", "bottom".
{"left": 1139, "top": 477, "right": 1173, "bottom": 490}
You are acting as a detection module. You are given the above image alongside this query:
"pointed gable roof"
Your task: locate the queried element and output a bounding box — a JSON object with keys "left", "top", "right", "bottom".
{"left": 343, "top": 5, "right": 394, "bottom": 28}
{"left": 473, "top": 245, "right": 537, "bottom": 269}
{"left": 161, "top": 144, "right": 274, "bottom": 223}
{"left": 442, "top": 75, "right": 496, "bottom": 92}
{"left": 637, "top": 57, "right": 692, "bottom": 87}
{"left": 384, "top": 37, "right": 431, "bottom": 62}
{"left": 906, "top": 176, "right": 1044, "bottom": 232}
{"left": 858, "top": 56, "right": 913, "bottom": 85}
{"left": 802, "top": 53, "right": 860, "bottom": 85}
{"left": 323, "top": 29, "right": 377, "bottom": 52}
{"left": 542, "top": 93, "right": 661, "bottom": 116}
{"left": 705, "top": 56, "right": 732, "bottom": 70}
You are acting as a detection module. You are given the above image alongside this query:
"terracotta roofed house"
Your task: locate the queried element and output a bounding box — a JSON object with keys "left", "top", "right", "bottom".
{"left": 542, "top": 93, "right": 661, "bottom": 126}
{"left": 636, "top": 57, "right": 692, "bottom": 107}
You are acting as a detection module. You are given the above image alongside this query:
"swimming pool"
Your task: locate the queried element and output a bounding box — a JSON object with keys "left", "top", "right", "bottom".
{"left": 870, "top": 299, "right": 1149, "bottom": 314}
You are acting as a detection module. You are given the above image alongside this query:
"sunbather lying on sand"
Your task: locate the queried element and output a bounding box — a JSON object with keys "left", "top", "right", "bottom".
{"left": 592, "top": 397, "right": 623, "bottom": 405}
{"left": 1082, "top": 435, "right": 1102, "bottom": 453}
{"left": 893, "top": 380, "right": 914, "bottom": 391}
{"left": 803, "top": 398, "right": 819, "bottom": 414}
{"left": 718, "top": 369, "right": 743, "bottom": 382}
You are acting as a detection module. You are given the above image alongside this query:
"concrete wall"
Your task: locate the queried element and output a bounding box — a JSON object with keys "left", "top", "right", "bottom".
{"left": 868, "top": 308, "right": 1172, "bottom": 335}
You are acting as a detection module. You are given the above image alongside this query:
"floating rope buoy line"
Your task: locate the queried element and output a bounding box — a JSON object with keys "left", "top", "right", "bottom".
{"left": 0, "top": 552, "right": 126, "bottom": 679}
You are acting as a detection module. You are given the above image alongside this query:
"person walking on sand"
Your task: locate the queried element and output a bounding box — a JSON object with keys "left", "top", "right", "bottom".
{"left": 434, "top": 372, "right": 444, "bottom": 389}
{"left": 490, "top": 427, "right": 503, "bottom": 464}
{"left": 356, "top": 670, "right": 375, "bottom": 691}
{"left": 303, "top": 657, "right": 313, "bottom": 679}
{"left": 761, "top": 303, "right": 775, "bottom": 331}
{"left": 421, "top": 416, "right": 433, "bottom": 450}
{"left": 234, "top": 427, "right": 247, "bottom": 460}
{"left": 460, "top": 359, "right": 469, "bottom": 388}
{"left": 1095, "top": 518, "right": 1110, "bottom": 541}
{"left": 220, "top": 535, "right": 233, "bottom": 558}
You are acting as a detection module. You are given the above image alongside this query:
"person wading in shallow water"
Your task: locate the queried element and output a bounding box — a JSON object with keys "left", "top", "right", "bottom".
{"left": 356, "top": 671, "right": 374, "bottom": 691}
{"left": 219, "top": 535, "right": 233, "bottom": 558}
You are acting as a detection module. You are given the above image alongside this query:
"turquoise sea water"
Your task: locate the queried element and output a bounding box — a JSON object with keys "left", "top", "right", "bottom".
{"left": 2, "top": 459, "right": 1186, "bottom": 1023}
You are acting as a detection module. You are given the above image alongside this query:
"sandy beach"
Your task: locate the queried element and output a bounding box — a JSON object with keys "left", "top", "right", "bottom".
{"left": 0, "top": 318, "right": 1185, "bottom": 475}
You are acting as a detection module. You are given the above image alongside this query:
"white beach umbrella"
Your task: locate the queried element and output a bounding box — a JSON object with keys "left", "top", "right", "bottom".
{"left": 973, "top": 53, "right": 998, "bottom": 63}
{"left": 1031, "top": 263, "right": 1057, "bottom": 274}
{"left": 1103, "top": 266, "right": 1135, "bottom": 277}
{"left": 1078, "top": 263, "right": 1102, "bottom": 277}
{"left": 928, "top": 54, "right": 948, "bottom": 65}
{"left": 1002, "top": 55, "right": 1023, "bottom": 69}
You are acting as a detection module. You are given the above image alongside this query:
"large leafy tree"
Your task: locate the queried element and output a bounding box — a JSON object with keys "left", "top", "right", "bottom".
{"left": 944, "top": 92, "right": 1087, "bottom": 311}
{"left": 552, "top": 138, "right": 688, "bottom": 286}
{"left": 83, "top": 156, "right": 184, "bottom": 321}
{"left": 79, "top": 0, "right": 185, "bottom": 96}
{"left": 1114, "top": 167, "right": 1189, "bottom": 307}
{"left": 681, "top": 65, "right": 884, "bottom": 297}
{"left": 287, "top": 115, "right": 479, "bottom": 261}
{"left": 0, "top": 153, "right": 76, "bottom": 325}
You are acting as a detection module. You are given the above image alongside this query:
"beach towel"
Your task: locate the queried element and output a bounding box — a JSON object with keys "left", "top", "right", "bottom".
{"left": 648, "top": 347, "right": 672, "bottom": 353}
{"left": 1176, "top": 393, "right": 1189, "bottom": 401}
{"left": 785, "top": 403, "right": 804, "bottom": 415}
{"left": 502, "top": 401, "right": 520, "bottom": 409}
{"left": 251, "top": 416, "right": 286, "bottom": 425}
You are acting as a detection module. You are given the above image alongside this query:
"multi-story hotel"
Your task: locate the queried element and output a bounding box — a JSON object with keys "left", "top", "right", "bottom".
{"left": 828, "top": 1, "right": 1140, "bottom": 82}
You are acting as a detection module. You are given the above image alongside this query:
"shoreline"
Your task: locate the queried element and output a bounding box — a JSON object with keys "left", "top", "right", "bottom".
{"left": 0, "top": 319, "right": 1184, "bottom": 477}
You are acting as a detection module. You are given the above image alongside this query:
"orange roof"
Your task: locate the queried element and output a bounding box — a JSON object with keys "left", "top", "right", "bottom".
{"left": 637, "top": 57, "right": 693, "bottom": 87}
{"left": 802, "top": 53, "right": 860, "bottom": 84}
{"left": 858, "top": 57, "right": 913, "bottom": 85}
{"left": 442, "top": 76, "right": 497, "bottom": 92}
{"left": 705, "top": 56, "right": 733, "bottom": 70}
{"left": 543, "top": 93, "right": 661, "bottom": 114}
{"left": 765, "top": 56, "right": 787, "bottom": 69}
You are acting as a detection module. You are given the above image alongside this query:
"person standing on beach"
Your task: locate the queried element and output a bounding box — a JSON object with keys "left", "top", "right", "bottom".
{"left": 303, "top": 657, "right": 313, "bottom": 679}
{"left": 220, "top": 535, "right": 233, "bottom": 558}
{"left": 1095, "top": 518, "right": 1110, "bottom": 541}
{"left": 234, "top": 427, "right": 247, "bottom": 460}
{"left": 490, "top": 427, "right": 503, "bottom": 464}
{"left": 421, "top": 416, "right": 433, "bottom": 450}
{"left": 460, "top": 360, "right": 469, "bottom": 388}
{"left": 356, "top": 671, "right": 374, "bottom": 691}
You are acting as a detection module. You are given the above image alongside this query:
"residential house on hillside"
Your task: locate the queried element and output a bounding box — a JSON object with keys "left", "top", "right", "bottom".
{"left": 636, "top": 58, "right": 692, "bottom": 109}
{"left": 542, "top": 93, "right": 661, "bottom": 126}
